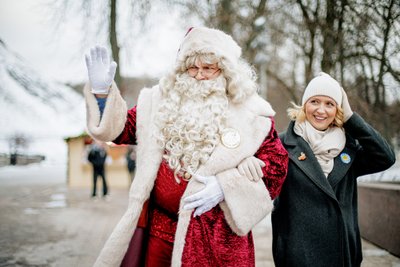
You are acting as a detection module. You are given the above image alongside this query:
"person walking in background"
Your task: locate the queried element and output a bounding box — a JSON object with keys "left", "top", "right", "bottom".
{"left": 268, "top": 72, "right": 395, "bottom": 267}
{"left": 83, "top": 27, "right": 288, "bottom": 267}
{"left": 88, "top": 141, "right": 108, "bottom": 199}
{"left": 126, "top": 145, "right": 136, "bottom": 183}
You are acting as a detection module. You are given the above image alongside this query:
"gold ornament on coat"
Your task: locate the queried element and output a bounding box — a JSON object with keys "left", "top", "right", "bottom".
{"left": 221, "top": 128, "right": 241, "bottom": 149}
{"left": 298, "top": 152, "right": 307, "bottom": 161}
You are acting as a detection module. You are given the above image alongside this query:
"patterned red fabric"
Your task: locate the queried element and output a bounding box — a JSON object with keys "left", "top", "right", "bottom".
{"left": 149, "top": 161, "right": 188, "bottom": 243}
{"left": 145, "top": 235, "right": 173, "bottom": 267}
{"left": 182, "top": 206, "right": 255, "bottom": 267}
{"left": 256, "top": 118, "right": 289, "bottom": 199}
{"left": 113, "top": 106, "right": 137, "bottom": 145}
{"left": 137, "top": 200, "right": 149, "bottom": 228}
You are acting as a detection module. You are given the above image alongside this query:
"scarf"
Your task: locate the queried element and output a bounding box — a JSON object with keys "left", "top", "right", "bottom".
{"left": 294, "top": 121, "right": 346, "bottom": 177}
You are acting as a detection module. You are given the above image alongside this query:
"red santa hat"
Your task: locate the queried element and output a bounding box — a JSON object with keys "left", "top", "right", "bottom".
{"left": 176, "top": 27, "right": 242, "bottom": 66}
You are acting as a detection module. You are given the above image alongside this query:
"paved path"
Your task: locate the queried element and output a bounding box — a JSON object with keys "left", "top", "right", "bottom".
{"left": 253, "top": 216, "right": 400, "bottom": 267}
{"left": 0, "top": 164, "right": 399, "bottom": 266}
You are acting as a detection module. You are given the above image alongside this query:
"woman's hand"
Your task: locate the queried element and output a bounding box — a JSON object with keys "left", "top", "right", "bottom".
{"left": 237, "top": 156, "right": 265, "bottom": 182}
{"left": 85, "top": 46, "right": 117, "bottom": 95}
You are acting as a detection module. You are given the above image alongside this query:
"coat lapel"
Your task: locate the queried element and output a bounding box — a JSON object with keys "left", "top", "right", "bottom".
{"left": 283, "top": 122, "right": 337, "bottom": 201}
{"left": 327, "top": 139, "right": 357, "bottom": 188}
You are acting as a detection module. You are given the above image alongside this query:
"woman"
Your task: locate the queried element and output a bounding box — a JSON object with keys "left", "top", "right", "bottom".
{"left": 84, "top": 27, "right": 288, "bottom": 267}
{"left": 271, "top": 72, "right": 395, "bottom": 267}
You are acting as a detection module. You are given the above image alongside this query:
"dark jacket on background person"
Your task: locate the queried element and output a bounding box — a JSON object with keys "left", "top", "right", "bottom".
{"left": 88, "top": 146, "right": 107, "bottom": 169}
{"left": 272, "top": 113, "right": 395, "bottom": 267}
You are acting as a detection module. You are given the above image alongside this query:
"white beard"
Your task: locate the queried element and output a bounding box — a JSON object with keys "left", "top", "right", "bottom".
{"left": 155, "top": 73, "right": 229, "bottom": 180}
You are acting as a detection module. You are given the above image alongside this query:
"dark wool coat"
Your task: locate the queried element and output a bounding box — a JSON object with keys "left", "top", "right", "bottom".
{"left": 272, "top": 113, "right": 395, "bottom": 267}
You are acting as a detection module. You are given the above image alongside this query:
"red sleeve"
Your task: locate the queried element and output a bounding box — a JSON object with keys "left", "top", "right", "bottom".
{"left": 113, "top": 106, "right": 137, "bottom": 145}
{"left": 255, "top": 118, "right": 288, "bottom": 199}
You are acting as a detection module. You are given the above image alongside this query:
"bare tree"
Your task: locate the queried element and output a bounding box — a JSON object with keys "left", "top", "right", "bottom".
{"left": 172, "top": 0, "right": 400, "bottom": 143}
{"left": 173, "top": 0, "right": 270, "bottom": 61}
{"left": 41, "top": 0, "right": 151, "bottom": 95}
{"left": 41, "top": 0, "right": 400, "bottom": 143}
{"left": 338, "top": 0, "right": 400, "bottom": 141}
{"left": 343, "top": 0, "right": 400, "bottom": 106}
{"left": 172, "top": 0, "right": 272, "bottom": 99}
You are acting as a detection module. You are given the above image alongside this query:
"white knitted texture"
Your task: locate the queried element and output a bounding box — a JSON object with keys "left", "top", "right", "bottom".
{"left": 302, "top": 72, "right": 342, "bottom": 106}
{"left": 177, "top": 27, "right": 241, "bottom": 65}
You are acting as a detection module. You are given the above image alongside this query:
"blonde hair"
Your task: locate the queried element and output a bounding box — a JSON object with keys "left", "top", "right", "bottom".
{"left": 287, "top": 102, "right": 344, "bottom": 128}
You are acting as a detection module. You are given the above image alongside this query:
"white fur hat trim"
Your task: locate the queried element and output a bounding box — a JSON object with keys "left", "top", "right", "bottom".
{"left": 177, "top": 27, "right": 241, "bottom": 66}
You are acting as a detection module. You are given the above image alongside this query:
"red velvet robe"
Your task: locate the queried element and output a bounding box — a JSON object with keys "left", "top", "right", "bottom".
{"left": 115, "top": 106, "right": 288, "bottom": 267}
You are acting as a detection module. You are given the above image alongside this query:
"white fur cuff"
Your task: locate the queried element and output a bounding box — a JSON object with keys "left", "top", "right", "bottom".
{"left": 84, "top": 82, "right": 128, "bottom": 142}
{"left": 217, "top": 168, "right": 273, "bottom": 236}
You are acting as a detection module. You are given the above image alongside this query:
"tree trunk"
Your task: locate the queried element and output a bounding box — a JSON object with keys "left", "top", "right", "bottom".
{"left": 376, "top": 0, "right": 394, "bottom": 110}
{"left": 321, "top": 0, "right": 338, "bottom": 74}
{"left": 296, "top": 0, "right": 318, "bottom": 83}
{"left": 216, "top": 0, "right": 233, "bottom": 34}
{"left": 109, "top": 0, "right": 123, "bottom": 94}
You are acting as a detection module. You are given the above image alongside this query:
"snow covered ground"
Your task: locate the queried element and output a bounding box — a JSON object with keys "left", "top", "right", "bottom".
{"left": 0, "top": 162, "right": 65, "bottom": 186}
{"left": 0, "top": 40, "right": 85, "bottom": 165}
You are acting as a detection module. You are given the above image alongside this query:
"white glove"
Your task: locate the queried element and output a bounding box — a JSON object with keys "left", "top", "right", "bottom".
{"left": 341, "top": 87, "right": 353, "bottom": 122}
{"left": 237, "top": 156, "right": 265, "bottom": 182}
{"left": 183, "top": 174, "right": 224, "bottom": 217}
{"left": 84, "top": 46, "right": 117, "bottom": 95}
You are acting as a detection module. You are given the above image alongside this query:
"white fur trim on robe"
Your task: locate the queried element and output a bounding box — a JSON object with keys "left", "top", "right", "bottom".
{"left": 218, "top": 169, "right": 272, "bottom": 235}
{"left": 93, "top": 87, "right": 164, "bottom": 267}
{"left": 84, "top": 82, "right": 128, "bottom": 142}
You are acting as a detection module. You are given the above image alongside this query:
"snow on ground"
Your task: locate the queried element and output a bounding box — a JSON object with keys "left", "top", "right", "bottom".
{"left": 0, "top": 39, "right": 85, "bottom": 165}
{"left": 0, "top": 162, "right": 66, "bottom": 185}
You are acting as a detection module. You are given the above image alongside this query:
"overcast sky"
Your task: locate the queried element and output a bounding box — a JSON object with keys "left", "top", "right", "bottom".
{"left": 0, "top": 0, "right": 192, "bottom": 84}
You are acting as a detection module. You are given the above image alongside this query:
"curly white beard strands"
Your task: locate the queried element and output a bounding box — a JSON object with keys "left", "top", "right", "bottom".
{"left": 155, "top": 73, "right": 229, "bottom": 182}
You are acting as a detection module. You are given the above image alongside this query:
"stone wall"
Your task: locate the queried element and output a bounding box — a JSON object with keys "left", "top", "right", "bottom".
{"left": 358, "top": 182, "right": 400, "bottom": 257}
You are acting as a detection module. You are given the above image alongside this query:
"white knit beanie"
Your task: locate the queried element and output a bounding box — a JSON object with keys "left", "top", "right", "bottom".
{"left": 176, "top": 27, "right": 241, "bottom": 66}
{"left": 302, "top": 72, "right": 343, "bottom": 106}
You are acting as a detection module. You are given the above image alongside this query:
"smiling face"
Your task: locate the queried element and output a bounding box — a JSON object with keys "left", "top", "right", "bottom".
{"left": 304, "top": 95, "right": 338, "bottom": 130}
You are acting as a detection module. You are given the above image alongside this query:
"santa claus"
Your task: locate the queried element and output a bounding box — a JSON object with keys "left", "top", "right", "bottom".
{"left": 84, "top": 27, "right": 288, "bottom": 267}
